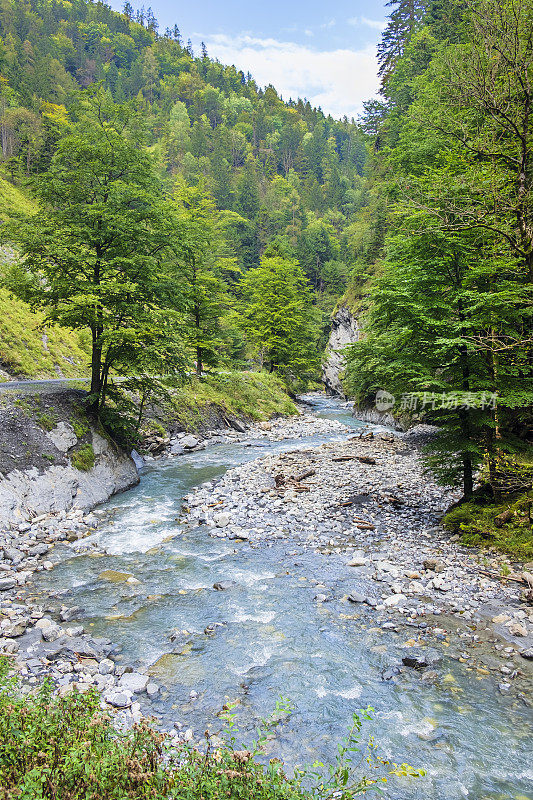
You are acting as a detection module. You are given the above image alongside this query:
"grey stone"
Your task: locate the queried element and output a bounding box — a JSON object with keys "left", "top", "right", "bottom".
{"left": 213, "top": 581, "right": 235, "bottom": 591}
{"left": 347, "top": 592, "right": 366, "bottom": 603}
{"left": 104, "top": 690, "right": 131, "bottom": 708}
{"left": 0, "top": 577, "right": 16, "bottom": 591}
{"left": 99, "top": 658, "right": 115, "bottom": 675}
{"left": 170, "top": 442, "right": 185, "bottom": 456}
{"left": 3, "top": 548, "right": 23, "bottom": 564}
{"left": 181, "top": 435, "right": 200, "bottom": 450}
{"left": 118, "top": 672, "right": 148, "bottom": 693}
{"left": 47, "top": 423, "right": 77, "bottom": 453}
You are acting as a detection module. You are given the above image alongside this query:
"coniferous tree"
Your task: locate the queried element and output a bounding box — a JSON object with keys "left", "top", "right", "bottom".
{"left": 377, "top": 0, "right": 428, "bottom": 84}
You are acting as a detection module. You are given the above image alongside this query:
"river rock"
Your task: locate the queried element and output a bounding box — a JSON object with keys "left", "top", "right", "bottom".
{"left": 384, "top": 594, "right": 406, "bottom": 607}
{"left": 214, "top": 512, "right": 230, "bottom": 528}
{"left": 348, "top": 552, "right": 367, "bottom": 567}
{"left": 0, "top": 577, "right": 16, "bottom": 591}
{"left": 105, "top": 690, "right": 132, "bottom": 708}
{"left": 508, "top": 622, "right": 528, "bottom": 637}
{"left": 423, "top": 558, "right": 444, "bottom": 573}
{"left": 118, "top": 672, "right": 149, "bottom": 693}
{"left": 402, "top": 650, "right": 439, "bottom": 670}
{"left": 213, "top": 581, "right": 235, "bottom": 591}
{"left": 99, "top": 658, "right": 115, "bottom": 675}
{"left": 170, "top": 442, "right": 185, "bottom": 456}
{"left": 181, "top": 435, "right": 200, "bottom": 450}
{"left": 348, "top": 592, "right": 366, "bottom": 603}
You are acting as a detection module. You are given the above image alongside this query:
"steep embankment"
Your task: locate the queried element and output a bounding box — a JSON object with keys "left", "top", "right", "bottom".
{"left": 0, "top": 176, "right": 91, "bottom": 380}
{"left": 0, "top": 391, "right": 138, "bottom": 527}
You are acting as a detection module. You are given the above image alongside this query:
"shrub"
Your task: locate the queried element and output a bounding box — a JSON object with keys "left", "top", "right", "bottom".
{"left": 0, "top": 659, "right": 425, "bottom": 800}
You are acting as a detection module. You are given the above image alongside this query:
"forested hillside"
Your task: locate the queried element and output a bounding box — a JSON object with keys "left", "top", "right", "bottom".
{"left": 342, "top": 0, "right": 533, "bottom": 547}
{"left": 0, "top": 0, "right": 378, "bottom": 380}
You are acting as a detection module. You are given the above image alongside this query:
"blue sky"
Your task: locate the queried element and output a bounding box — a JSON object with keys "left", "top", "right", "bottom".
{"left": 108, "top": 1, "right": 388, "bottom": 119}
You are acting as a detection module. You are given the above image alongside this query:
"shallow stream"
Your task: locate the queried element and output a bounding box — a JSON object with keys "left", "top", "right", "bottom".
{"left": 33, "top": 398, "right": 532, "bottom": 799}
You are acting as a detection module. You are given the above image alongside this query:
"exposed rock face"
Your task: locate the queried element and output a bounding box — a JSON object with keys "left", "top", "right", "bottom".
{"left": 0, "top": 391, "right": 139, "bottom": 527}
{"left": 322, "top": 306, "right": 359, "bottom": 396}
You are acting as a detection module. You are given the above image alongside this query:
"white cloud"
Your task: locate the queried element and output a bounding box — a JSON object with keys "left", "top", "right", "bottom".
{"left": 348, "top": 16, "right": 387, "bottom": 31}
{"left": 201, "top": 34, "right": 379, "bottom": 119}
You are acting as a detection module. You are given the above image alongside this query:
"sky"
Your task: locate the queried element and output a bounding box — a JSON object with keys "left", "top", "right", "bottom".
{"left": 108, "top": 1, "right": 389, "bottom": 119}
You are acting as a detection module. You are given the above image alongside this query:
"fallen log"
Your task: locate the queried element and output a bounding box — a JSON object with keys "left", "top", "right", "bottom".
{"left": 494, "top": 508, "right": 514, "bottom": 528}
{"left": 357, "top": 456, "right": 376, "bottom": 465}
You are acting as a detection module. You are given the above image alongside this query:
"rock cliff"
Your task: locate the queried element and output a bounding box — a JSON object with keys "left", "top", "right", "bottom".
{"left": 0, "top": 391, "right": 139, "bottom": 527}
{"left": 322, "top": 306, "right": 359, "bottom": 396}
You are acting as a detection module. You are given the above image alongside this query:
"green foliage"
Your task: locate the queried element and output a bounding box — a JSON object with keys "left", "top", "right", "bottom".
{"left": 443, "top": 494, "right": 533, "bottom": 559}
{"left": 238, "top": 257, "right": 320, "bottom": 384}
{"left": 0, "top": 660, "right": 425, "bottom": 800}
{"left": 0, "top": 0, "right": 376, "bottom": 385}
{"left": 3, "top": 87, "right": 189, "bottom": 409}
{"left": 70, "top": 442, "right": 95, "bottom": 471}
{"left": 345, "top": 0, "right": 533, "bottom": 499}
{"left": 160, "top": 371, "right": 297, "bottom": 431}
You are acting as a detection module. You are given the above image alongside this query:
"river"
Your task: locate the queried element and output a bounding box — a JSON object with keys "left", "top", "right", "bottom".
{"left": 32, "top": 397, "right": 533, "bottom": 800}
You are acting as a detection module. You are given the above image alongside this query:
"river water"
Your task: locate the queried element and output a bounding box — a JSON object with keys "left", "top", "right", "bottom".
{"left": 33, "top": 397, "right": 532, "bottom": 800}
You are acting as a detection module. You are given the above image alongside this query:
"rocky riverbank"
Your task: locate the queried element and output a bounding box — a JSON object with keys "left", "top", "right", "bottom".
{"left": 181, "top": 421, "right": 533, "bottom": 698}
{"left": 0, "top": 402, "right": 351, "bottom": 733}
{"left": 1, "top": 402, "right": 531, "bottom": 740}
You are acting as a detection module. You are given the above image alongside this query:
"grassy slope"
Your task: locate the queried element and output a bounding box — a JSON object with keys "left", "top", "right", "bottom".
{"left": 0, "top": 175, "right": 91, "bottom": 379}
{"left": 149, "top": 371, "right": 297, "bottom": 433}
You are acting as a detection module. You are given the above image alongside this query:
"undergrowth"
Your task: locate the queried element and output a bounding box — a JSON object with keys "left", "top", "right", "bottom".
{"left": 443, "top": 492, "right": 533, "bottom": 560}
{"left": 0, "top": 658, "right": 425, "bottom": 800}
{"left": 167, "top": 371, "right": 297, "bottom": 430}
{"left": 70, "top": 442, "right": 95, "bottom": 471}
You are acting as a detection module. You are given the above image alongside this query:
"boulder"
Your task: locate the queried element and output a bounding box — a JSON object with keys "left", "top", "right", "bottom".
{"left": 118, "top": 672, "right": 149, "bottom": 693}
{"left": 181, "top": 435, "right": 200, "bottom": 450}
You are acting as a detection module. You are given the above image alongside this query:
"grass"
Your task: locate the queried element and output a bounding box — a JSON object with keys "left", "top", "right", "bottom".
{"left": 443, "top": 491, "right": 533, "bottom": 560}
{"left": 0, "top": 173, "right": 38, "bottom": 222}
{"left": 70, "top": 442, "right": 95, "bottom": 472}
{"left": 163, "top": 371, "right": 297, "bottom": 432}
{"left": 0, "top": 658, "right": 424, "bottom": 800}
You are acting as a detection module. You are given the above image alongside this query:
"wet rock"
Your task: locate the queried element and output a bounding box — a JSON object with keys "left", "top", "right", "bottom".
{"left": 118, "top": 672, "right": 149, "bottom": 694}
{"left": 146, "top": 682, "right": 159, "bottom": 698}
{"left": 213, "top": 581, "right": 235, "bottom": 591}
{"left": 520, "top": 647, "right": 533, "bottom": 660}
{"left": 402, "top": 649, "right": 440, "bottom": 670}
{"left": 381, "top": 665, "right": 401, "bottom": 681}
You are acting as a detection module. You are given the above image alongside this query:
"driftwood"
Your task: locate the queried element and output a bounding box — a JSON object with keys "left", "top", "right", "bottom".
{"left": 353, "top": 516, "right": 376, "bottom": 531}
{"left": 332, "top": 455, "right": 376, "bottom": 465}
{"left": 272, "top": 469, "right": 316, "bottom": 493}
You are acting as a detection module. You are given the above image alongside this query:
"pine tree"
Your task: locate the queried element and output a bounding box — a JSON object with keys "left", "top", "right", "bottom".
{"left": 377, "top": 0, "right": 427, "bottom": 84}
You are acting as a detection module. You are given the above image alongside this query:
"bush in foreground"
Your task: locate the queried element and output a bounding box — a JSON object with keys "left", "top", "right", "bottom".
{"left": 0, "top": 659, "right": 424, "bottom": 799}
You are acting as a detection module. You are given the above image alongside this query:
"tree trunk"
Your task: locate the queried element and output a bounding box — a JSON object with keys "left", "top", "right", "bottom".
{"left": 89, "top": 326, "right": 102, "bottom": 415}
{"left": 196, "top": 346, "right": 203, "bottom": 377}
